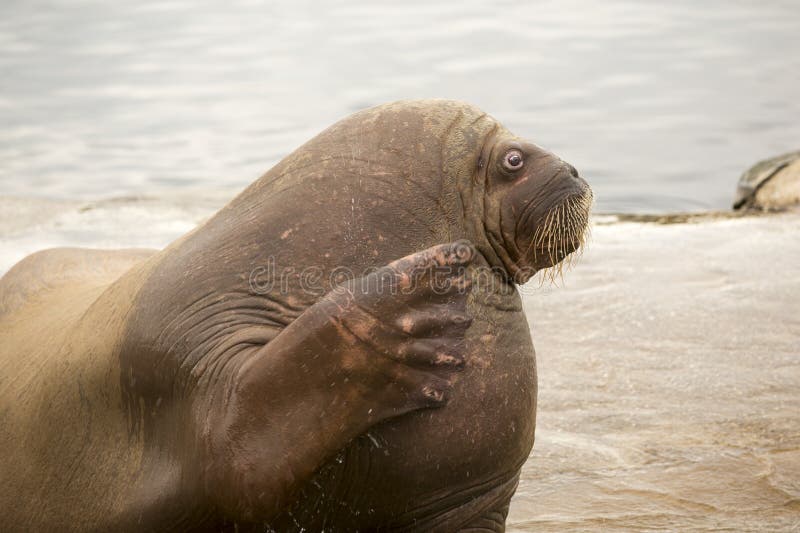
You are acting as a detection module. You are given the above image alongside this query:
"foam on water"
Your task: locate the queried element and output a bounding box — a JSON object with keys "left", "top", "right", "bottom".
{"left": 510, "top": 214, "right": 800, "bottom": 531}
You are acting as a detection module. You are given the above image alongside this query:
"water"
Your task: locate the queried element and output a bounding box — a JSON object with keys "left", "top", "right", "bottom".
{"left": 1, "top": 0, "right": 800, "bottom": 212}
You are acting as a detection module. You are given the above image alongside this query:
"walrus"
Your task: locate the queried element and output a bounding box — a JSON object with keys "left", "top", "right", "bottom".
{"left": 0, "top": 99, "right": 592, "bottom": 531}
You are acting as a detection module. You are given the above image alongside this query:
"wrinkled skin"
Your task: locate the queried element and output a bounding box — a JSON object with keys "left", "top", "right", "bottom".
{"left": 0, "top": 100, "right": 591, "bottom": 531}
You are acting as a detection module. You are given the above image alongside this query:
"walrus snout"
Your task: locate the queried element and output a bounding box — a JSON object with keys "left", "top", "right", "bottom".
{"left": 562, "top": 161, "right": 580, "bottom": 179}
{"left": 499, "top": 157, "right": 593, "bottom": 282}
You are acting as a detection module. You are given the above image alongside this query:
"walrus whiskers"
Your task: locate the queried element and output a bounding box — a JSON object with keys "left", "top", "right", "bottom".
{"left": 527, "top": 190, "right": 592, "bottom": 286}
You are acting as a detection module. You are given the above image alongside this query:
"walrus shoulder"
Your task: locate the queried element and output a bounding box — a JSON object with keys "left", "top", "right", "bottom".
{"left": 0, "top": 247, "right": 157, "bottom": 316}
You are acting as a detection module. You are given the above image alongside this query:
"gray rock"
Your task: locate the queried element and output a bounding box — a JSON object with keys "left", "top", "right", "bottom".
{"left": 733, "top": 150, "right": 800, "bottom": 210}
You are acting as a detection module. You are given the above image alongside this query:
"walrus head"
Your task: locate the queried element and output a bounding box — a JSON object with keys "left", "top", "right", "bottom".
{"left": 476, "top": 130, "right": 593, "bottom": 285}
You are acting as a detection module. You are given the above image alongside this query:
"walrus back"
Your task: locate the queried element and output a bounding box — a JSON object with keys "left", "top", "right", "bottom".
{"left": 0, "top": 247, "right": 159, "bottom": 530}
{"left": 0, "top": 246, "right": 157, "bottom": 435}
{"left": 0, "top": 247, "right": 156, "bottom": 317}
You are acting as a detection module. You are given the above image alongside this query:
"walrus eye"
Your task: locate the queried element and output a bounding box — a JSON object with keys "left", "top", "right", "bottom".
{"left": 503, "top": 150, "right": 524, "bottom": 171}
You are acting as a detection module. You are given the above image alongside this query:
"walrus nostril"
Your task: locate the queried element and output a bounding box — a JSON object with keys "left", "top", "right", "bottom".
{"left": 565, "top": 163, "right": 579, "bottom": 177}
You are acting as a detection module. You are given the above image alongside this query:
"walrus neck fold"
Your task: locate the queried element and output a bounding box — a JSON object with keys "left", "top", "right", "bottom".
{"left": 457, "top": 126, "right": 525, "bottom": 285}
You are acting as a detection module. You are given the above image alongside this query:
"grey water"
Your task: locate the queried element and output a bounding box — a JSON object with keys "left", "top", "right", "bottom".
{"left": 1, "top": 0, "right": 800, "bottom": 213}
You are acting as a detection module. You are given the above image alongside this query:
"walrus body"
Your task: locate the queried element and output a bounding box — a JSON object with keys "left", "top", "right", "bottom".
{"left": 0, "top": 100, "right": 591, "bottom": 531}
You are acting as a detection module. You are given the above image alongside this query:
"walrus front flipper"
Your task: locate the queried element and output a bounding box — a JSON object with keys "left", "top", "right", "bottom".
{"left": 196, "top": 241, "right": 476, "bottom": 523}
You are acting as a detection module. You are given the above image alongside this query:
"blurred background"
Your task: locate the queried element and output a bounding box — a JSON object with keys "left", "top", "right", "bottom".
{"left": 1, "top": 0, "right": 799, "bottom": 268}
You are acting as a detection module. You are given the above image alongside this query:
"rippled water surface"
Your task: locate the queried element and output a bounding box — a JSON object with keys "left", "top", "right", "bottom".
{"left": 1, "top": 0, "right": 800, "bottom": 212}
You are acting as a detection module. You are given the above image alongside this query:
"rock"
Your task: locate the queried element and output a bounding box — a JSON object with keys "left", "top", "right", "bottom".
{"left": 733, "top": 150, "right": 800, "bottom": 210}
